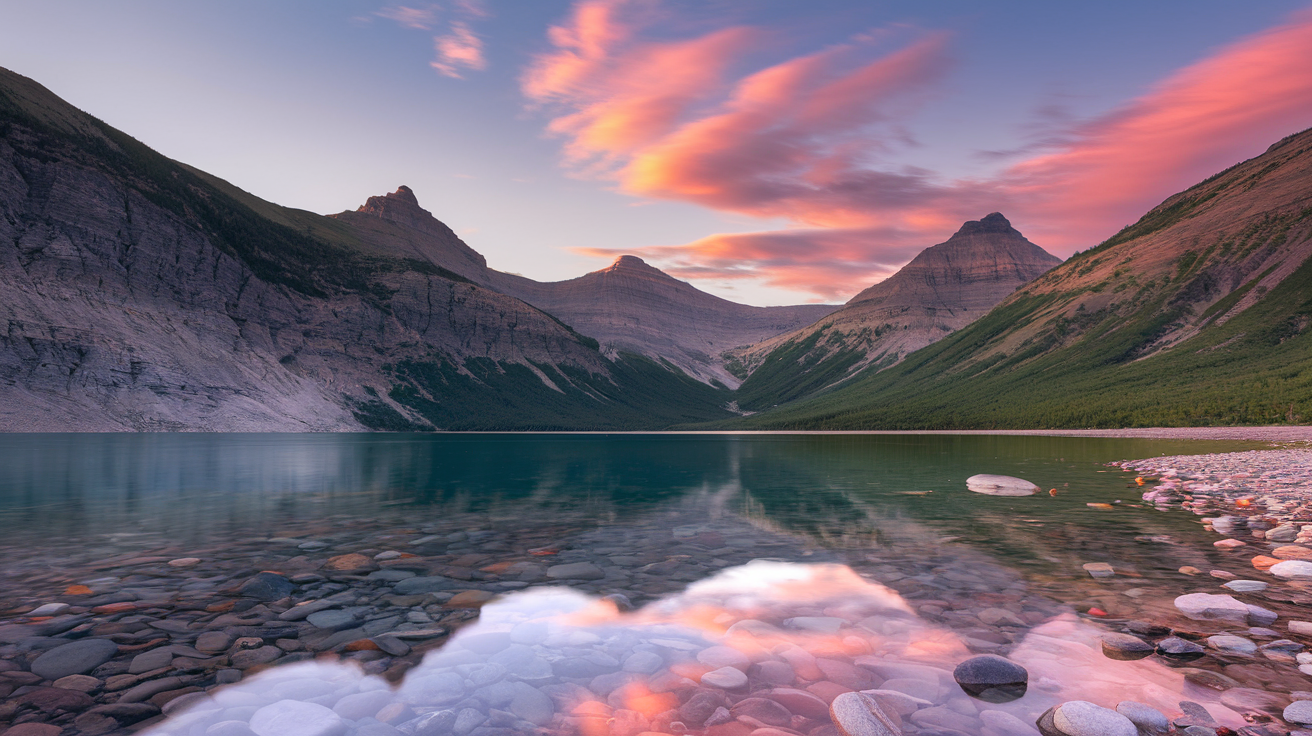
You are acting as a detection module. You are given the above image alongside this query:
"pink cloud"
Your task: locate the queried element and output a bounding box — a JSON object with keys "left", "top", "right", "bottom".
{"left": 1001, "top": 8, "right": 1312, "bottom": 250}
{"left": 574, "top": 227, "right": 925, "bottom": 301}
{"left": 377, "top": 4, "right": 438, "bottom": 30}
{"left": 432, "top": 20, "right": 485, "bottom": 78}
{"left": 531, "top": 3, "right": 1312, "bottom": 301}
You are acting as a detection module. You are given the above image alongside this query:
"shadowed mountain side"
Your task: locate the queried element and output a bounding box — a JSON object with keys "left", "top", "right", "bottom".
{"left": 487, "top": 257, "right": 838, "bottom": 387}
{"left": 729, "top": 213, "right": 1062, "bottom": 410}
{"left": 719, "top": 126, "right": 1312, "bottom": 429}
{"left": 0, "top": 67, "right": 736, "bottom": 431}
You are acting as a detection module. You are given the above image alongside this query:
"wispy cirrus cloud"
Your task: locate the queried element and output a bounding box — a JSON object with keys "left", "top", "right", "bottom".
{"left": 526, "top": 2, "right": 1312, "bottom": 301}
{"left": 377, "top": 1, "right": 489, "bottom": 79}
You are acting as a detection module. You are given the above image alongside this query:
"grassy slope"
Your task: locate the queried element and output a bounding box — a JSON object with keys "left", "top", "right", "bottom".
{"left": 359, "top": 353, "right": 734, "bottom": 431}
{"left": 714, "top": 133, "right": 1312, "bottom": 430}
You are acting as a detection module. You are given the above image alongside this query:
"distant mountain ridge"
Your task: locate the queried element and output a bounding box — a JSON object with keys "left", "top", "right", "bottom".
{"left": 725, "top": 126, "right": 1312, "bottom": 429}
{"left": 487, "top": 255, "right": 836, "bottom": 387}
{"left": 728, "top": 213, "right": 1061, "bottom": 410}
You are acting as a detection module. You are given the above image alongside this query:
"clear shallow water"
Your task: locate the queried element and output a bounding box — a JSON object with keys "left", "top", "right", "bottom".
{"left": 0, "top": 433, "right": 1296, "bottom": 736}
{"left": 0, "top": 433, "right": 1254, "bottom": 545}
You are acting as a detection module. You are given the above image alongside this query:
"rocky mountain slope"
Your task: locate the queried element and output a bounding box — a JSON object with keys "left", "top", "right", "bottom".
{"left": 0, "top": 67, "right": 735, "bottom": 431}
{"left": 725, "top": 126, "right": 1312, "bottom": 429}
{"left": 488, "top": 258, "right": 836, "bottom": 386}
{"left": 728, "top": 213, "right": 1061, "bottom": 410}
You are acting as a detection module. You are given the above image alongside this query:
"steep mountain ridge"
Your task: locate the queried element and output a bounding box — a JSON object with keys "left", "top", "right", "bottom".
{"left": 488, "top": 256, "right": 837, "bottom": 386}
{"left": 725, "top": 126, "right": 1312, "bottom": 429}
{"left": 0, "top": 67, "right": 733, "bottom": 430}
{"left": 729, "top": 213, "right": 1061, "bottom": 410}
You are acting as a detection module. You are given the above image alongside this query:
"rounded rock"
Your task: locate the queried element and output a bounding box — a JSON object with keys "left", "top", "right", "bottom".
{"left": 1100, "top": 634, "right": 1154, "bottom": 661}
{"left": 829, "top": 692, "right": 900, "bottom": 736}
{"left": 1115, "top": 702, "right": 1169, "bottom": 735}
{"left": 1053, "top": 701, "right": 1137, "bottom": 736}
{"left": 701, "top": 666, "right": 748, "bottom": 689}
{"left": 1174, "top": 593, "right": 1250, "bottom": 623}
{"left": 1270, "top": 560, "right": 1312, "bottom": 580}
{"left": 953, "top": 654, "right": 1027, "bottom": 703}
{"left": 250, "top": 700, "right": 346, "bottom": 736}
{"left": 966, "top": 474, "right": 1038, "bottom": 496}
{"left": 31, "top": 638, "right": 119, "bottom": 680}
{"left": 1155, "top": 636, "right": 1206, "bottom": 663}
{"left": 1285, "top": 700, "right": 1312, "bottom": 725}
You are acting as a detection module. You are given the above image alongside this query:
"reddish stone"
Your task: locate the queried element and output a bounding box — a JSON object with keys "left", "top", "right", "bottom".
{"left": 322, "top": 554, "right": 376, "bottom": 572}
{"left": 63, "top": 585, "right": 92, "bottom": 596}
{"left": 1253, "top": 555, "right": 1281, "bottom": 571}
{"left": 344, "top": 639, "right": 381, "bottom": 652}
{"left": 445, "top": 590, "right": 496, "bottom": 608}
{"left": 16, "top": 686, "right": 95, "bottom": 713}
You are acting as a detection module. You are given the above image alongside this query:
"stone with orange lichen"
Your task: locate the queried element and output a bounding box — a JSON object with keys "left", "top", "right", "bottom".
{"left": 91, "top": 602, "right": 137, "bottom": 614}
{"left": 63, "top": 585, "right": 92, "bottom": 595}
{"left": 321, "top": 553, "right": 377, "bottom": 572}
{"left": 1253, "top": 555, "right": 1281, "bottom": 570}
{"left": 480, "top": 561, "right": 517, "bottom": 574}
{"left": 445, "top": 590, "right": 495, "bottom": 608}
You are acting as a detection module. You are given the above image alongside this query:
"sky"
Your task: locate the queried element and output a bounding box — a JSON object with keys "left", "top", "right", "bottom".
{"left": 3, "top": 1, "right": 1312, "bottom": 305}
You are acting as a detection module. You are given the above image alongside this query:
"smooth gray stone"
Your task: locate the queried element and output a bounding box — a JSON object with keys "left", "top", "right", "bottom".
{"left": 240, "top": 573, "right": 295, "bottom": 601}
{"left": 1054, "top": 701, "right": 1137, "bottom": 736}
{"left": 400, "top": 709, "right": 456, "bottom": 736}
{"left": 129, "top": 646, "right": 173, "bottom": 674}
{"left": 1116, "top": 701, "right": 1170, "bottom": 734}
{"left": 953, "top": 655, "right": 1027, "bottom": 703}
{"left": 508, "top": 682, "right": 554, "bottom": 725}
{"left": 278, "top": 599, "right": 340, "bottom": 622}
{"left": 1285, "top": 700, "right": 1312, "bottom": 725}
{"left": 31, "top": 638, "right": 119, "bottom": 679}
{"left": 249, "top": 699, "right": 346, "bottom": 736}
{"left": 307, "top": 609, "right": 359, "bottom": 631}
{"left": 333, "top": 690, "right": 393, "bottom": 721}
{"left": 393, "top": 576, "right": 460, "bottom": 595}
{"left": 206, "top": 722, "right": 258, "bottom": 736}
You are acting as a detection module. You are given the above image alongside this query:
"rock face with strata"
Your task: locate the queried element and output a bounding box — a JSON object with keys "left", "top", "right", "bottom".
{"left": 0, "top": 67, "right": 613, "bottom": 431}
{"left": 730, "top": 214, "right": 1061, "bottom": 408}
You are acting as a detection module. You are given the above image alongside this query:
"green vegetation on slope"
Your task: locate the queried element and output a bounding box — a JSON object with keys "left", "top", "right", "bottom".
{"left": 733, "top": 328, "right": 866, "bottom": 411}
{"left": 716, "top": 248, "right": 1312, "bottom": 429}
{"left": 365, "top": 352, "right": 734, "bottom": 430}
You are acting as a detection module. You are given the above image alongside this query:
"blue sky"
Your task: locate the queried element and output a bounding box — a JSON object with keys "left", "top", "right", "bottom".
{"left": 3, "top": 1, "right": 1310, "bottom": 304}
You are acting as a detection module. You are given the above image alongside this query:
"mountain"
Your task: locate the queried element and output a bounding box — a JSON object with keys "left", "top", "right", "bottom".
{"left": 724, "top": 126, "right": 1312, "bottom": 429}
{"left": 487, "top": 257, "right": 837, "bottom": 386}
{"left": 728, "top": 213, "right": 1062, "bottom": 410}
{"left": 0, "top": 67, "right": 737, "bottom": 430}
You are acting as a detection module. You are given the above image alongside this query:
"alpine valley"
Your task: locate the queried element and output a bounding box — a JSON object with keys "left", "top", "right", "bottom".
{"left": 3, "top": 66, "right": 1310, "bottom": 431}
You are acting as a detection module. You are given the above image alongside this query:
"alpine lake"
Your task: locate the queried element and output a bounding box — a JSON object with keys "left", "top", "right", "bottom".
{"left": 0, "top": 433, "right": 1303, "bottom": 736}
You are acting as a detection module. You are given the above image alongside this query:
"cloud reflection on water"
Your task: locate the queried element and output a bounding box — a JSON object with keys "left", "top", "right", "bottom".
{"left": 147, "top": 561, "right": 1244, "bottom": 736}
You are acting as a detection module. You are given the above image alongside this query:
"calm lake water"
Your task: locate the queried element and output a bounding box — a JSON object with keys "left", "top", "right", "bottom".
{"left": 0, "top": 433, "right": 1290, "bottom": 735}
{"left": 0, "top": 432, "right": 1253, "bottom": 555}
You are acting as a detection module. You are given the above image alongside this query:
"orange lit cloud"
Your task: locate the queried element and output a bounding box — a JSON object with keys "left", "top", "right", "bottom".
{"left": 532, "top": 3, "right": 1312, "bottom": 301}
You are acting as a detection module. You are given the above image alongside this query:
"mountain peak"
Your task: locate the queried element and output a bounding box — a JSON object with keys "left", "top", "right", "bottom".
{"left": 609, "top": 255, "right": 649, "bottom": 269}
{"left": 952, "top": 212, "right": 1016, "bottom": 237}
{"left": 357, "top": 185, "right": 427, "bottom": 221}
